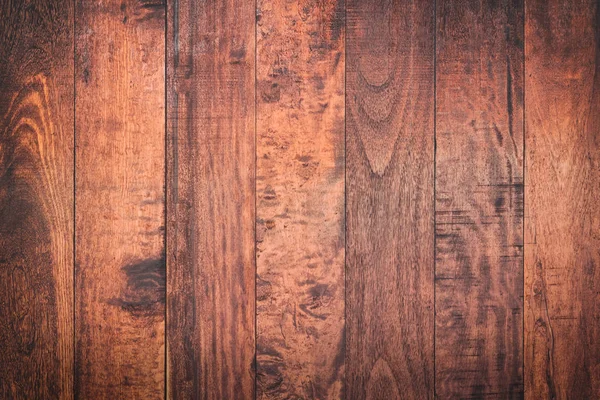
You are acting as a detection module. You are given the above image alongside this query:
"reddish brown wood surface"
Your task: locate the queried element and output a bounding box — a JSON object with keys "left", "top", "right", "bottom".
{"left": 255, "top": 0, "right": 345, "bottom": 398}
{"left": 75, "top": 0, "right": 165, "bottom": 397}
{"left": 435, "top": 0, "right": 524, "bottom": 398}
{"left": 0, "top": 0, "right": 74, "bottom": 398}
{"left": 3, "top": 2, "right": 600, "bottom": 398}
{"left": 346, "top": 0, "right": 435, "bottom": 398}
{"left": 166, "top": 0, "right": 256, "bottom": 398}
{"left": 525, "top": 1, "right": 600, "bottom": 398}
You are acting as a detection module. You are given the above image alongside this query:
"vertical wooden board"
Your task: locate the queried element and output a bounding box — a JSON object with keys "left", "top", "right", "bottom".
{"left": 525, "top": 1, "right": 600, "bottom": 398}
{"left": 255, "top": 0, "right": 345, "bottom": 398}
{"left": 166, "top": 0, "right": 255, "bottom": 398}
{"left": 75, "top": 0, "right": 165, "bottom": 398}
{"left": 435, "top": 0, "right": 524, "bottom": 398}
{"left": 346, "top": 0, "right": 434, "bottom": 398}
{"left": 0, "top": 1, "right": 74, "bottom": 398}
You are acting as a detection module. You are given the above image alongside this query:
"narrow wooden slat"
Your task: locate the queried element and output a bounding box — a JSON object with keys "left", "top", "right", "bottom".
{"left": 346, "top": 0, "right": 435, "bottom": 398}
{"left": 0, "top": 0, "right": 74, "bottom": 398}
{"left": 525, "top": 1, "right": 600, "bottom": 397}
{"left": 75, "top": 0, "right": 165, "bottom": 397}
{"left": 166, "top": 0, "right": 255, "bottom": 398}
{"left": 255, "top": 0, "right": 345, "bottom": 397}
{"left": 435, "top": 0, "right": 524, "bottom": 397}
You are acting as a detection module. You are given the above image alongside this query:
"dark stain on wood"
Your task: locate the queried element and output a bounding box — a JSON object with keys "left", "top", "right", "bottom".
{"left": 109, "top": 257, "right": 166, "bottom": 317}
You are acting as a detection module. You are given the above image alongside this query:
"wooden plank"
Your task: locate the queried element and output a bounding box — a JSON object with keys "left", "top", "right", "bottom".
{"left": 435, "top": 0, "right": 524, "bottom": 398}
{"left": 525, "top": 1, "right": 600, "bottom": 397}
{"left": 166, "top": 0, "right": 255, "bottom": 398}
{"left": 345, "top": 0, "right": 435, "bottom": 398}
{"left": 0, "top": 0, "right": 74, "bottom": 398}
{"left": 75, "top": 0, "right": 165, "bottom": 398}
{"left": 255, "top": 0, "right": 345, "bottom": 397}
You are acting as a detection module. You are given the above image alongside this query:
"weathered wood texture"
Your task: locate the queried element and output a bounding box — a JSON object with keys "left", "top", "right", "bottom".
{"left": 75, "top": 0, "right": 165, "bottom": 398}
{"left": 525, "top": 1, "right": 600, "bottom": 398}
{"left": 5, "top": 2, "right": 600, "bottom": 398}
{"left": 166, "top": 0, "right": 255, "bottom": 398}
{"left": 0, "top": 0, "right": 74, "bottom": 398}
{"left": 435, "top": 0, "right": 524, "bottom": 398}
{"left": 255, "top": 0, "right": 345, "bottom": 398}
{"left": 345, "top": 0, "right": 435, "bottom": 398}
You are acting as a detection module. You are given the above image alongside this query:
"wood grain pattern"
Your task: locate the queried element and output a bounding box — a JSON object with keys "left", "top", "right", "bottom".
{"left": 255, "top": 0, "right": 345, "bottom": 398}
{"left": 0, "top": 0, "right": 74, "bottom": 398}
{"left": 345, "top": 0, "right": 435, "bottom": 398}
{"left": 75, "top": 0, "right": 165, "bottom": 397}
{"left": 525, "top": 1, "right": 600, "bottom": 398}
{"left": 435, "top": 0, "right": 524, "bottom": 398}
{"left": 166, "top": 0, "right": 255, "bottom": 398}
{"left": 4, "top": 2, "right": 600, "bottom": 397}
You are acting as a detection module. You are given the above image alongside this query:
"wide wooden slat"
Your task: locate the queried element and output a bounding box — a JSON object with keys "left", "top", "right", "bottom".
{"left": 525, "top": 1, "right": 600, "bottom": 398}
{"left": 0, "top": 0, "right": 74, "bottom": 398}
{"left": 166, "top": 0, "right": 255, "bottom": 398}
{"left": 255, "top": 0, "right": 345, "bottom": 397}
{"left": 75, "top": 0, "right": 165, "bottom": 397}
{"left": 346, "top": 0, "right": 435, "bottom": 398}
{"left": 435, "top": 0, "right": 524, "bottom": 398}
{"left": 256, "top": 0, "right": 345, "bottom": 399}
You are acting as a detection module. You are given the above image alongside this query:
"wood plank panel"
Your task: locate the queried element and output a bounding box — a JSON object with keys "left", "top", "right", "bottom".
{"left": 435, "top": 0, "right": 524, "bottom": 398}
{"left": 255, "top": 0, "right": 345, "bottom": 398}
{"left": 525, "top": 1, "right": 600, "bottom": 398}
{"left": 345, "top": 0, "right": 435, "bottom": 398}
{"left": 166, "top": 0, "right": 255, "bottom": 398}
{"left": 75, "top": 0, "right": 165, "bottom": 398}
{"left": 0, "top": 0, "right": 74, "bottom": 398}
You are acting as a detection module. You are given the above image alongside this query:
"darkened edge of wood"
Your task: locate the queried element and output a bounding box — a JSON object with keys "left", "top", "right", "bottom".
{"left": 0, "top": 0, "right": 75, "bottom": 398}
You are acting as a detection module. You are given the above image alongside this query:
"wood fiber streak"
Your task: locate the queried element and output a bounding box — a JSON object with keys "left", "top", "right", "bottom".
{"left": 255, "top": 0, "right": 345, "bottom": 398}
{"left": 525, "top": 1, "right": 600, "bottom": 398}
{"left": 346, "top": 0, "right": 435, "bottom": 398}
{"left": 0, "top": 0, "right": 74, "bottom": 398}
{"left": 75, "top": 0, "right": 165, "bottom": 398}
{"left": 435, "top": 0, "right": 524, "bottom": 398}
{"left": 166, "top": 0, "right": 255, "bottom": 398}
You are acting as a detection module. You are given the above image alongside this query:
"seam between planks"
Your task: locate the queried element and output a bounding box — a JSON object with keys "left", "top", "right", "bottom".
{"left": 433, "top": 0, "right": 437, "bottom": 398}
{"left": 343, "top": 0, "right": 347, "bottom": 396}
{"left": 522, "top": 2, "right": 526, "bottom": 397}
{"left": 164, "top": 0, "right": 168, "bottom": 397}
{"left": 73, "top": 0, "right": 77, "bottom": 397}
{"left": 254, "top": 0, "right": 258, "bottom": 397}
